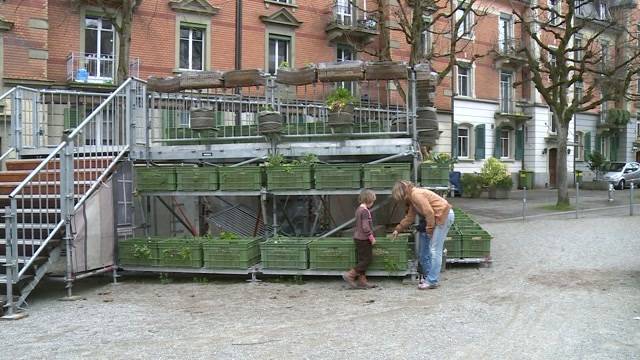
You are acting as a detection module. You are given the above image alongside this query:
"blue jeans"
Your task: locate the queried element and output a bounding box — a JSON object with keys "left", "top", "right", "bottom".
{"left": 418, "top": 209, "right": 455, "bottom": 284}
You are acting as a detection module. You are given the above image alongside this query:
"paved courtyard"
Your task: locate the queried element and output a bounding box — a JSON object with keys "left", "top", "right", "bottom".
{"left": 1, "top": 195, "right": 638, "bottom": 359}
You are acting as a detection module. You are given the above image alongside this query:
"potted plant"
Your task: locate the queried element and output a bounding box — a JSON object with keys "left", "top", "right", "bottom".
{"left": 258, "top": 104, "right": 282, "bottom": 135}
{"left": 264, "top": 153, "right": 316, "bottom": 190}
{"left": 421, "top": 152, "right": 454, "bottom": 187}
{"left": 275, "top": 62, "right": 317, "bottom": 86}
{"left": 326, "top": 87, "right": 356, "bottom": 131}
{"left": 479, "top": 157, "right": 511, "bottom": 199}
{"left": 461, "top": 173, "right": 483, "bottom": 198}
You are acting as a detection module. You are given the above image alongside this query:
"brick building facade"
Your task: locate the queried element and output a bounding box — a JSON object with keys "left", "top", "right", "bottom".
{"left": 1, "top": 0, "right": 640, "bottom": 187}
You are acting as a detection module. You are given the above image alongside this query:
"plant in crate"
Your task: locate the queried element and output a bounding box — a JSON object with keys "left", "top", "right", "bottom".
{"left": 461, "top": 173, "right": 483, "bottom": 198}
{"left": 422, "top": 152, "right": 454, "bottom": 187}
{"left": 258, "top": 104, "right": 282, "bottom": 135}
{"left": 326, "top": 87, "right": 356, "bottom": 131}
{"left": 133, "top": 243, "right": 152, "bottom": 260}
{"left": 480, "top": 157, "right": 511, "bottom": 199}
{"left": 264, "top": 153, "right": 316, "bottom": 190}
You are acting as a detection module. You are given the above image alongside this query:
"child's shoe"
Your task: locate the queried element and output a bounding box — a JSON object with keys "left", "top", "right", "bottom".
{"left": 342, "top": 269, "right": 358, "bottom": 288}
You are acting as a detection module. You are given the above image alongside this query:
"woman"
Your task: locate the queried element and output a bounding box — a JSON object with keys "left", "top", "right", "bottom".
{"left": 391, "top": 180, "right": 454, "bottom": 289}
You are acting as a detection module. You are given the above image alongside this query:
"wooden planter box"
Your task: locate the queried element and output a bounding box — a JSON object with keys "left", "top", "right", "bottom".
{"left": 488, "top": 187, "right": 510, "bottom": 199}
{"left": 179, "top": 71, "right": 224, "bottom": 90}
{"left": 223, "top": 69, "right": 265, "bottom": 87}
{"left": 258, "top": 111, "right": 283, "bottom": 135}
{"left": 276, "top": 67, "right": 317, "bottom": 86}
{"left": 317, "top": 61, "right": 364, "bottom": 82}
{"left": 190, "top": 109, "right": 219, "bottom": 131}
{"left": 147, "top": 76, "right": 181, "bottom": 93}
{"left": 364, "top": 61, "right": 408, "bottom": 81}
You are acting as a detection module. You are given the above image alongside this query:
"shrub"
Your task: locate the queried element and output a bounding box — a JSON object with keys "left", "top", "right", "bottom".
{"left": 326, "top": 87, "right": 356, "bottom": 112}
{"left": 479, "top": 157, "right": 509, "bottom": 188}
{"left": 461, "top": 173, "right": 483, "bottom": 198}
{"left": 495, "top": 175, "right": 513, "bottom": 190}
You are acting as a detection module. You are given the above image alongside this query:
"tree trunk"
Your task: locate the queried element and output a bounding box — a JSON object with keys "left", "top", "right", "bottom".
{"left": 116, "top": 0, "right": 134, "bottom": 84}
{"left": 409, "top": 1, "right": 425, "bottom": 67}
{"left": 556, "top": 122, "right": 570, "bottom": 206}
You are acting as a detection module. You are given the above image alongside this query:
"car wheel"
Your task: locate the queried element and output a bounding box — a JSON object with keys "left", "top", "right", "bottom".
{"left": 617, "top": 179, "right": 625, "bottom": 190}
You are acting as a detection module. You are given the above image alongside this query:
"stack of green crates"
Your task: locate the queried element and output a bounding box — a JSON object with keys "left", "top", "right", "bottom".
{"left": 176, "top": 166, "right": 219, "bottom": 191}
{"left": 314, "top": 164, "right": 362, "bottom": 189}
{"left": 260, "top": 238, "right": 311, "bottom": 270}
{"left": 460, "top": 229, "right": 492, "bottom": 258}
{"left": 136, "top": 166, "right": 177, "bottom": 192}
{"left": 202, "top": 238, "right": 260, "bottom": 269}
{"left": 157, "top": 238, "right": 203, "bottom": 268}
{"left": 363, "top": 163, "right": 411, "bottom": 189}
{"left": 421, "top": 164, "right": 450, "bottom": 187}
{"left": 308, "top": 238, "right": 356, "bottom": 270}
{"left": 119, "top": 238, "right": 159, "bottom": 267}
{"left": 445, "top": 228, "right": 462, "bottom": 258}
{"left": 369, "top": 235, "right": 409, "bottom": 272}
{"left": 218, "top": 166, "right": 263, "bottom": 191}
{"left": 266, "top": 165, "right": 313, "bottom": 190}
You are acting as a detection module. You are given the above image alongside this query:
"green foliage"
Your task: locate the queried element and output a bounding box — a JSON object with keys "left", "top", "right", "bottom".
{"left": 259, "top": 104, "right": 276, "bottom": 112}
{"left": 586, "top": 151, "right": 608, "bottom": 172}
{"left": 133, "top": 244, "right": 151, "bottom": 259}
{"left": 606, "top": 109, "right": 631, "bottom": 127}
{"left": 495, "top": 175, "right": 513, "bottom": 190}
{"left": 278, "top": 61, "right": 290, "bottom": 69}
{"left": 266, "top": 153, "right": 318, "bottom": 168}
{"left": 219, "top": 231, "right": 239, "bottom": 240}
{"left": 424, "top": 152, "right": 456, "bottom": 167}
{"left": 162, "top": 247, "right": 191, "bottom": 260}
{"left": 461, "top": 173, "right": 483, "bottom": 198}
{"left": 479, "top": 157, "right": 510, "bottom": 188}
{"left": 326, "top": 87, "right": 356, "bottom": 112}
{"left": 159, "top": 273, "right": 172, "bottom": 285}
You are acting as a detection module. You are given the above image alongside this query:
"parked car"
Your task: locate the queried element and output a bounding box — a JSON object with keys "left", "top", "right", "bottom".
{"left": 602, "top": 162, "right": 640, "bottom": 189}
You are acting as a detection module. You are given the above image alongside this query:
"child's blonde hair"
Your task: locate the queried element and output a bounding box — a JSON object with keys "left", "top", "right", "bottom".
{"left": 358, "top": 189, "right": 376, "bottom": 204}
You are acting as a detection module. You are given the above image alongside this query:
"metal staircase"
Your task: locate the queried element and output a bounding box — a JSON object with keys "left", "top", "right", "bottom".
{"left": 0, "top": 79, "right": 146, "bottom": 317}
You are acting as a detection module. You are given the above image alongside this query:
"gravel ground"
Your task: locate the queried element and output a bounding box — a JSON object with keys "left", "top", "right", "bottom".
{"left": 1, "top": 215, "right": 639, "bottom": 360}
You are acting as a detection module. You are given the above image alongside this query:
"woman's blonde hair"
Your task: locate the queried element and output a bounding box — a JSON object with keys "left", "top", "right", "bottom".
{"left": 392, "top": 180, "right": 414, "bottom": 201}
{"left": 358, "top": 189, "right": 376, "bottom": 204}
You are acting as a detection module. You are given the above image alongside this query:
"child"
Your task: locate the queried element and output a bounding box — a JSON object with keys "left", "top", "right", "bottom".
{"left": 342, "top": 189, "right": 377, "bottom": 289}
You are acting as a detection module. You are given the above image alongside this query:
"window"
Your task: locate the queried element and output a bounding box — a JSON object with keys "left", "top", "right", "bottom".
{"left": 601, "top": 101, "right": 608, "bottom": 124}
{"left": 268, "top": 35, "right": 290, "bottom": 74}
{"left": 455, "top": 4, "right": 473, "bottom": 38}
{"left": 457, "top": 127, "right": 470, "bottom": 158}
{"left": 601, "top": 136, "right": 610, "bottom": 159}
{"left": 457, "top": 63, "right": 472, "bottom": 97}
{"left": 551, "top": 113, "right": 558, "bottom": 133}
{"left": 337, "top": 44, "right": 355, "bottom": 92}
{"left": 500, "top": 129, "right": 510, "bottom": 158}
{"left": 574, "top": 0, "right": 586, "bottom": 16}
{"left": 499, "top": 14, "right": 514, "bottom": 53}
{"left": 421, "top": 18, "right": 432, "bottom": 56}
{"left": 84, "top": 16, "right": 114, "bottom": 80}
{"left": 335, "top": 0, "right": 353, "bottom": 25}
{"left": 601, "top": 41, "right": 609, "bottom": 70}
{"left": 549, "top": 0, "right": 561, "bottom": 26}
{"left": 574, "top": 81, "right": 583, "bottom": 103}
{"left": 548, "top": 50, "right": 557, "bottom": 81}
{"left": 597, "top": 0, "right": 608, "bottom": 20}
{"left": 500, "top": 71, "right": 513, "bottom": 113}
{"left": 575, "top": 132, "right": 584, "bottom": 161}
{"left": 179, "top": 25, "right": 204, "bottom": 71}
{"left": 573, "top": 35, "right": 583, "bottom": 62}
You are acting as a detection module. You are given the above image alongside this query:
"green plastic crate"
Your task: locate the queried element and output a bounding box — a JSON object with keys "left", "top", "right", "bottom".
{"left": 421, "top": 164, "right": 450, "bottom": 187}
{"left": 260, "top": 238, "right": 311, "bottom": 270}
{"left": 218, "top": 166, "right": 263, "bottom": 191}
{"left": 369, "top": 237, "right": 409, "bottom": 272}
{"left": 266, "top": 165, "right": 312, "bottom": 190}
{"left": 363, "top": 163, "right": 412, "bottom": 189}
{"left": 157, "top": 239, "right": 203, "bottom": 268}
{"left": 136, "top": 166, "right": 176, "bottom": 192}
{"left": 308, "top": 238, "right": 357, "bottom": 270}
{"left": 119, "top": 238, "right": 159, "bottom": 267}
{"left": 462, "top": 230, "right": 492, "bottom": 258}
{"left": 314, "top": 164, "right": 362, "bottom": 190}
{"left": 445, "top": 229, "right": 462, "bottom": 258}
{"left": 176, "top": 166, "right": 219, "bottom": 191}
{"left": 202, "top": 238, "right": 260, "bottom": 269}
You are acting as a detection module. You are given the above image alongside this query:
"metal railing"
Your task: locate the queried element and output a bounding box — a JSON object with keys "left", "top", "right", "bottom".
{"left": 4, "top": 79, "right": 143, "bottom": 302}
{"left": 66, "top": 52, "right": 141, "bottom": 84}
{"left": 494, "top": 38, "right": 524, "bottom": 58}
{"left": 330, "top": 3, "right": 377, "bottom": 30}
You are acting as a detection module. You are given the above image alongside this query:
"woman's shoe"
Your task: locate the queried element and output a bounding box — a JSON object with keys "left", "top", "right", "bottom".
{"left": 357, "top": 275, "right": 378, "bottom": 289}
{"left": 418, "top": 281, "right": 439, "bottom": 290}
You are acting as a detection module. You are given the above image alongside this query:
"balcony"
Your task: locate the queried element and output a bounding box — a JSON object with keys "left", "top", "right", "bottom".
{"left": 66, "top": 52, "right": 140, "bottom": 85}
{"left": 574, "top": 0, "right": 633, "bottom": 30}
{"left": 495, "top": 98, "right": 530, "bottom": 122}
{"left": 325, "top": 4, "right": 378, "bottom": 44}
{"left": 492, "top": 38, "right": 527, "bottom": 68}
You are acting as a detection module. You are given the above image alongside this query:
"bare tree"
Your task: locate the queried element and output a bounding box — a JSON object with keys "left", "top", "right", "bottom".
{"left": 512, "top": 0, "right": 640, "bottom": 206}
{"left": 72, "top": 0, "right": 142, "bottom": 84}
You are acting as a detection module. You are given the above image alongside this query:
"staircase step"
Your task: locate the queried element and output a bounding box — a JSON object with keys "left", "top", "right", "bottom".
{"left": 6, "top": 157, "right": 114, "bottom": 171}
{"left": 0, "top": 239, "right": 44, "bottom": 246}
{"left": 0, "top": 169, "right": 106, "bottom": 183}
{"left": 0, "top": 274, "right": 33, "bottom": 284}
{"left": 0, "top": 194, "right": 82, "bottom": 208}
{"left": 0, "top": 256, "right": 47, "bottom": 264}
{"left": 0, "top": 223, "right": 58, "bottom": 230}
{"left": 0, "top": 181, "right": 93, "bottom": 195}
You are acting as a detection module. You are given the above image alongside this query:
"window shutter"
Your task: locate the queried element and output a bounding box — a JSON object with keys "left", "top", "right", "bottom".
{"left": 63, "top": 107, "right": 79, "bottom": 129}
{"left": 494, "top": 127, "right": 502, "bottom": 158}
{"left": 515, "top": 128, "right": 524, "bottom": 160}
{"left": 474, "top": 124, "right": 485, "bottom": 159}
{"left": 595, "top": 133, "right": 601, "bottom": 153}
{"left": 452, "top": 123, "right": 459, "bottom": 158}
{"left": 584, "top": 131, "right": 591, "bottom": 159}
{"left": 610, "top": 134, "right": 618, "bottom": 161}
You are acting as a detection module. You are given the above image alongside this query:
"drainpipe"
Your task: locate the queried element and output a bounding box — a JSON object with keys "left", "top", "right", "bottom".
{"left": 449, "top": 0, "right": 456, "bottom": 159}
{"left": 235, "top": 0, "right": 242, "bottom": 70}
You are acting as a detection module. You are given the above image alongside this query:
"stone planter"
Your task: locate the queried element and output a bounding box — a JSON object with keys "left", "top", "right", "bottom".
{"left": 180, "top": 70, "right": 224, "bottom": 90}
{"left": 488, "top": 187, "right": 510, "bottom": 199}
{"left": 258, "top": 111, "right": 283, "bottom": 135}
{"left": 147, "top": 76, "right": 181, "bottom": 93}
{"left": 317, "top": 61, "right": 364, "bottom": 82}
{"left": 364, "top": 61, "right": 408, "bottom": 81}
{"left": 223, "top": 69, "right": 265, "bottom": 87}
{"left": 276, "top": 67, "right": 317, "bottom": 86}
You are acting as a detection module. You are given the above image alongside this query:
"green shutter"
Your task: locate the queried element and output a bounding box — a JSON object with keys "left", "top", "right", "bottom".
{"left": 515, "top": 128, "right": 524, "bottom": 160}
{"left": 610, "top": 134, "right": 618, "bottom": 161}
{"left": 584, "top": 131, "right": 591, "bottom": 159}
{"left": 63, "top": 107, "right": 79, "bottom": 129}
{"left": 452, "top": 122, "right": 458, "bottom": 159}
{"left": 494, "top": 127, "right": 502, "bottom": 158}
{"left": 474, "top": 124, "right": 485, "bottom": 160}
